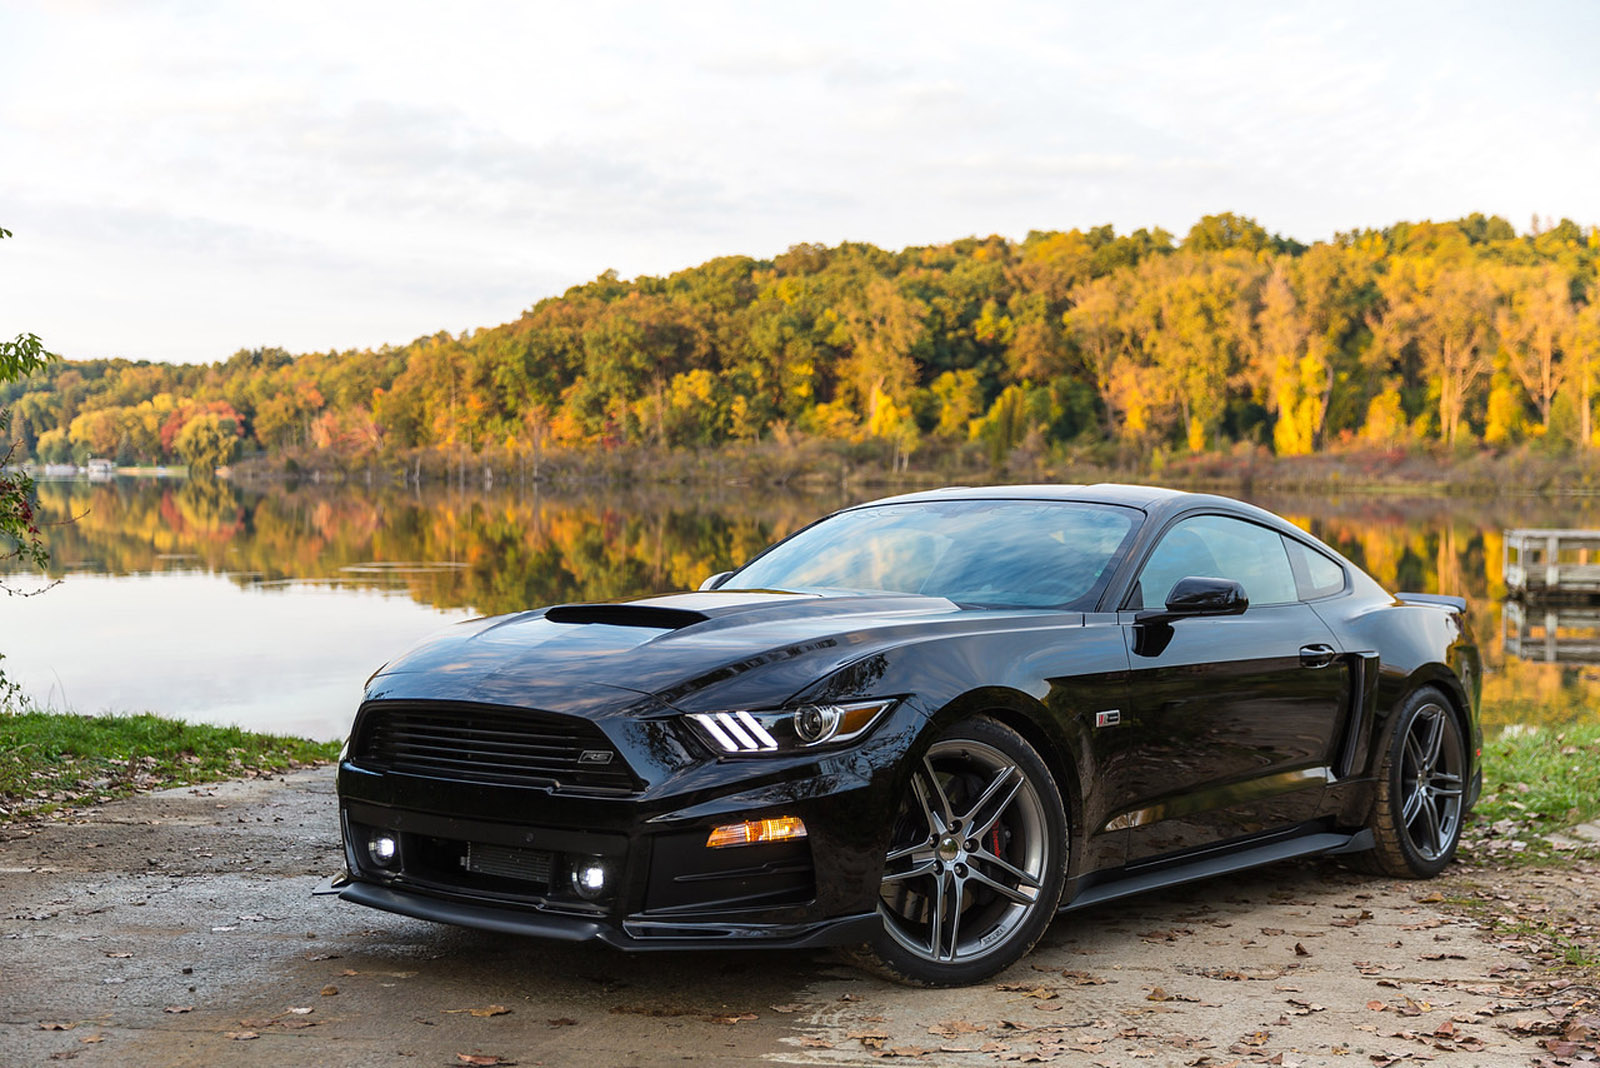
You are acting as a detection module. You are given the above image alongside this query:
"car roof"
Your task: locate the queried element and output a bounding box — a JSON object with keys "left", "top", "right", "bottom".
{"left": 851, "top": 483, "right": 1313, "bottom": 536}
{"left": 859, "top": 483, "right": 1196, "bottom": 511}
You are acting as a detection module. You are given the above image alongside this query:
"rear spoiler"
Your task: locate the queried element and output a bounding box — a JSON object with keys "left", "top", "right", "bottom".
{"left": 1396, "top": 592, "right": 1467, "bottom": 612}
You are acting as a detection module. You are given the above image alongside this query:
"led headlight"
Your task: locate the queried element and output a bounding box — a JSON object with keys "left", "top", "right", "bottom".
{"left": 687, "top": 699, "right": 893, "bottom": 756}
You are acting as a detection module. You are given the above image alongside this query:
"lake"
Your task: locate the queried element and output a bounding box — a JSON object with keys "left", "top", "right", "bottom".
{"left": 2, "top": 476, "right": 1597, "bottom": 740}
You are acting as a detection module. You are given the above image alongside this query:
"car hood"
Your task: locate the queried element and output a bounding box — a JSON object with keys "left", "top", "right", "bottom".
{"left": 363, "top": 589, "right": 1057, "bottom": 717}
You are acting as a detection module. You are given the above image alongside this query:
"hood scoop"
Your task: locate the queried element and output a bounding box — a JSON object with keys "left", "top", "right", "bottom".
{"left": 544, "top": 603, "right": 709, "bottom": 630}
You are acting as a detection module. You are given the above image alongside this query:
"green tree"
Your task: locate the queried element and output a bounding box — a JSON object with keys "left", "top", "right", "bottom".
{"left": 172, "top": 412, "right": 241, "bottom": 475}
{"left": 2, "top": 225, "right": 56, "bottom": 579}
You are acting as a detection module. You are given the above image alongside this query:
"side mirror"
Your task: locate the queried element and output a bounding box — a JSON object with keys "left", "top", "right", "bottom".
{"left": 698, "top": 570, "right": 733, "bottom": 591}
{"left": 1135, "top": 576, "right": 1248, "bottom": 625}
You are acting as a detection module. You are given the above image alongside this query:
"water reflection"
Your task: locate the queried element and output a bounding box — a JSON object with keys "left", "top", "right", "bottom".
{"left": 2, "top": 477, "right": 1597, "bottom": 735}
{"left": 1503, "top": 602, "right": 1600, "bottom": 665}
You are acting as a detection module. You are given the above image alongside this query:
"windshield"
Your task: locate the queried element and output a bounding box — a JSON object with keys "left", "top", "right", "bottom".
{"left": 727, "top": 499, "right": 1139, "bottom": 609}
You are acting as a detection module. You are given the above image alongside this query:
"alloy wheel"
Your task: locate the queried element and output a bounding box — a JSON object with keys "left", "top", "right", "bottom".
{"left": 1399, "top": 701, "right": 1464, "bottom": 862}
{"left": 878, "top": 737, "right": 1051, "bottom": 966}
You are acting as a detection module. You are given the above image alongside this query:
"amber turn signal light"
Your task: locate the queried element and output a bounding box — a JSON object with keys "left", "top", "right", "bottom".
{"left": 705, "top": 816, "right": 808, "bottom": 849}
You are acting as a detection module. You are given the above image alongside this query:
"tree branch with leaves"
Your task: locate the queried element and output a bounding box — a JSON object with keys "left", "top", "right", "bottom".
{"left": 2, "top": 225, "right": 58, "bottom": 581}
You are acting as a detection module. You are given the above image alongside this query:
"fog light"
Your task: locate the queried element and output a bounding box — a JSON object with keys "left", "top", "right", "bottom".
{"left": 570, "top": 857, "right": 607, "bottom": 900}
{"left": 706, "top": 816, "right": 808, "bottom": 849}
{"left": 367, "top": 831, "right": 398, "bottom": 867}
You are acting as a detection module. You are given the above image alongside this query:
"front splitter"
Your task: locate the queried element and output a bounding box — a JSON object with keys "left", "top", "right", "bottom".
{"left": 336, "top": 880, "right": 879, "bottom": 952}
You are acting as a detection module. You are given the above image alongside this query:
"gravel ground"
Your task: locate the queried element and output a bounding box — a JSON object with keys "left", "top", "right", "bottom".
{"left": 0, "top": 768, "right": 1594, "bottom": 1067}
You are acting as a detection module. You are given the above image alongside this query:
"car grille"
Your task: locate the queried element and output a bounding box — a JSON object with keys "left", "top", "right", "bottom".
{"left": 353, "top": 701, "right": 639, "bottom": 794}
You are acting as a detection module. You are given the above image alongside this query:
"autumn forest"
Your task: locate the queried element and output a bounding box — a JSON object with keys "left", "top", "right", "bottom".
{"left": 6, "top": 212, "right": 1600, "bottom": 479}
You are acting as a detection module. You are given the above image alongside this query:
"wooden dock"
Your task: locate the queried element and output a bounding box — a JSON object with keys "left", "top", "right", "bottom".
{"left": 1503, "top": 528, "right": 1600, "bottom": 601}
{"left": 1502, "top": 600, "right": 1600, "bottom": 665}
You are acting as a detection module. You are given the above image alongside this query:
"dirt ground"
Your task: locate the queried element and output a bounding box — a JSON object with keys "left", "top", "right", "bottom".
{"left": 1, "top": 768, "right": 1595, "bottom": 1068}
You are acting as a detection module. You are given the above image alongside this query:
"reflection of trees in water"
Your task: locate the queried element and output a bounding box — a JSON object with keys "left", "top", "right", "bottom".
{"left": 1257, "top": 493, "right": 1600, "bottom": 727}
{"left": 15, "top": 480, "right": 850, "bottom": 616}
{"left": 12, "top": 481, "right": 1600, "bottom": 726}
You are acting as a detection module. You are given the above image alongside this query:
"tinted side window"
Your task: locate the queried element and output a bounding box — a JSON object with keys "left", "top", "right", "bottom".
{"left": 1132, "top": 515, "right": 1298, "bottom": 609}
{"left": 1284, "top": 537, "right": 1347, "bottom": 600}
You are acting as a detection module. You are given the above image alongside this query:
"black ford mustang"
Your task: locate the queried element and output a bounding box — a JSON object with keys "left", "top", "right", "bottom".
{"left": 330, "top": 484, "right": 1481, "bottom": 985}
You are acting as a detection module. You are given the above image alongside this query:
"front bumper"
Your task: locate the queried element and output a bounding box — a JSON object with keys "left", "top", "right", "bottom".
{"left": 332, "top": 698, "right": 920, "bottom": 949}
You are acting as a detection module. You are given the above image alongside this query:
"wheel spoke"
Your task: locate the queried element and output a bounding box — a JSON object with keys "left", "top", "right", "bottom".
{"left": 927, "top": 870, "right": 946, "bottom": 960}
{"left": 966, "top": 865, "right": 1037, "bottom": 906}
{"left": 911, "top": 769, "right": 947, "bottom": 836}
{"left": 963, "top": 765, "right": 1024, "bottom": 838}
{"left": 973, "top": 846, "right": 1042, "bottom": 890}
{"left": 1404, "top": 734, "right": 1425, "bottom": 777}
{"left": 881, "top": 858, "right": 937, "bottom": 883}
{"left": 1420, "top": 711, "right": 1445, "bottom": 770}
{"left": 1401, "top": 783, "right": 1425, "bottom": 825}
{"left": 943, "top": 878, "right": 963, "bottom": 961}
{"left": 1419, "top": 792, "right": 1442, "bottom": 855}
{"left": 885, "top": 840, "right": 927, "bottom": 864}
{"left": 921, "top": 755, "right": 955, "bottom": 828}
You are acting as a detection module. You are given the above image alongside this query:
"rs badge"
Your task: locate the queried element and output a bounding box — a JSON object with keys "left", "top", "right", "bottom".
{"left": 578, "top": 750, "right": 615, "bottom": 765}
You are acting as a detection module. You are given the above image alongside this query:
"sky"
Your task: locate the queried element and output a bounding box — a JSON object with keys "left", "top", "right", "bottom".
{"left": 2, "top": 0, "right": 1597, "bottom": 365}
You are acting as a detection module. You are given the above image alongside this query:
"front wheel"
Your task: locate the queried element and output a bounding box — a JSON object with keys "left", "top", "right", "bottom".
{"left": 861, "top": 717, "right": 1067, "bottom": 986}
{"left": 1353, "top": 686, "right": 1467, "bottom": 878}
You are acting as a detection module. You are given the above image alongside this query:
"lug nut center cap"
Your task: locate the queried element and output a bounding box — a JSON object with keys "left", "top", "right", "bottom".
{"left": 936, "top": 836, "right": 962, "bottom": 862}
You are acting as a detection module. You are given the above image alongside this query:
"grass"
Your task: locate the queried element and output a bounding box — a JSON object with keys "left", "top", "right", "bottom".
{"left": 1461, "top": 720, "right": 1600, "bottom": 866}
{"left": 0, "top": 709, "right": 340, "bottom": 820}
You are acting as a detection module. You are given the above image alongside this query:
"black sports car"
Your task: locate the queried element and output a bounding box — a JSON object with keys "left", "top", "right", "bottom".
{"left": 330, "top": 484, "right": 1481, "bottom": 985}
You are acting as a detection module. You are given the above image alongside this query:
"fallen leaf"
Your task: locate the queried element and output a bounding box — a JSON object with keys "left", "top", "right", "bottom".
{"left": 39, "top": 1022, "right": 75, "bottom": 1031}
{"left": 469, "top": 1005, "right": 509, "bottom": 1018}
{"left": 320, "top": 985, "right": 339, "bottom": 997}
{"left": 286, "top": 1007, "right": 314, "bottom": 1015}
{"left": 225, "top": 1031, "right": 259, "bottom": 1041}
{"left": 929, "top": 1019, "right": 987, "bottom": 1036}
{"left": 799, "top": 1036, "right": 833, "bottom": 1048}
{"left": 770, "top": 1003, "right": 801, "bottom": 1014}
{"left": 995, "top": 983, "right": 1058, "bottom": 1000}
{"left": 162, "top": 1006, "right": 193, "bottom": 1014}
{"left": 1294, "top": 942, "right": 1311, "bottom": 957}
{"left": 707, "top": 1012, "right": 757, "bottom": 1025}
{"left": 104, "top": 952, "right": 133, "bottom": 959}
{"left": 78, "top": 1036, "right": 104, "bottom": 1045}
{"left": 1060, "top": 970, "right": 1109, "bottom": 985}
{"left": 454, "top": 1056, "right": 516, "bottom": 1067}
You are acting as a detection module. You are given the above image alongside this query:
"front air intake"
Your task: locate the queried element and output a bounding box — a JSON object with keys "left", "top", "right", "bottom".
{"left": 352, "top": 701, "right": 640, "bottom": 794}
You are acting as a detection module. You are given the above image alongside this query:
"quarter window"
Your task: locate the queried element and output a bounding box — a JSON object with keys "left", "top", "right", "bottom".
{"left": 1131, "top": 514, "right": 1298, "bottom": 610}
{"left": 1284, "top": 537, "right": 1347, "bottom": 600}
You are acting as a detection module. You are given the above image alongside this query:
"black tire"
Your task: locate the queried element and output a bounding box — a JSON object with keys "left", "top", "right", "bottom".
{"left": 859, "top": 716, "right": 1068, "bottom": 986}
{"left": 1350, "top": 686, "right": 1467, "bottom": 879}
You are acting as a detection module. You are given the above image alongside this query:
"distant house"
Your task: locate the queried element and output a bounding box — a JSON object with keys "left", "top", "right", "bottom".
{"left": 85, "top": 458, "right": 115, "bottom": 479}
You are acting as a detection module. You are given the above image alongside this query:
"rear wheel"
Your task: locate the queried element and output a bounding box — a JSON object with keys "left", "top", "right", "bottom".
{"left": 861, "top": 717, "right": 1067, "bottom": 986}
{"left": 1352, "top": 686, "right": 1466, "bottom": 878}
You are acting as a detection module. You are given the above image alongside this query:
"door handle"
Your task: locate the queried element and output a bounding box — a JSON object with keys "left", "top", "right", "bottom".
{"left": 1299, "top": 643, "right": 1337, "bottom": 669}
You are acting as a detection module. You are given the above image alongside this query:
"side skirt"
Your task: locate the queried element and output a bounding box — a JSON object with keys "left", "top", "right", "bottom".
{"left": 1062, "top": 829, "right": 1374, "bottom": 914}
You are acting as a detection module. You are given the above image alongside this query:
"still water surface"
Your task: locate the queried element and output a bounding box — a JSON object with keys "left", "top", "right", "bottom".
{"left": 2, "top": 477, "right": 1596, "bottom": 740}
